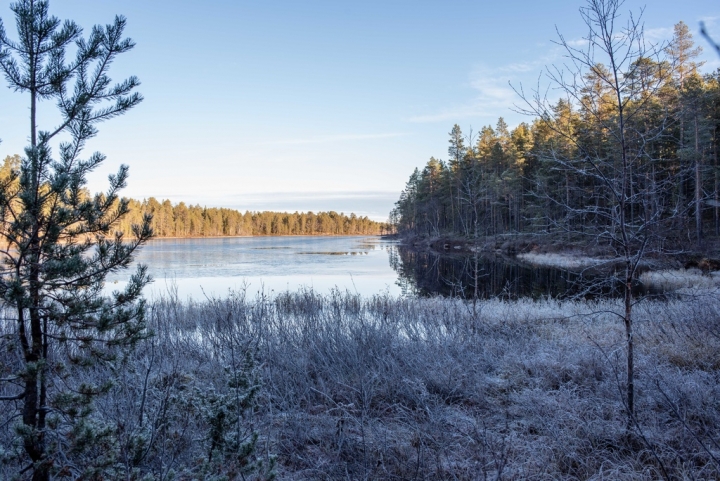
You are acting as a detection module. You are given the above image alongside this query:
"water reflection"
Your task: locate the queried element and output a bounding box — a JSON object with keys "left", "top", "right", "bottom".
{"left": 390, "top": 245, "right": 623, "bottom": 299}
{"left": 297, "top": 251, "right": 370, "bottom": 256}
{"left": 104, "top": 236, "right": 632, "bottom": 301}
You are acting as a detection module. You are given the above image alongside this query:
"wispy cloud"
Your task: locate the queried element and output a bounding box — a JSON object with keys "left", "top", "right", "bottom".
{"left": 228, "top": 190, "right": 399, "bottom": 201}
{"left": 406, "top": 13, "right": 718, "bottom": 128}
{"left": 564, "top": 37, "right": 589, "bottom": 48}
{"left": 407, "top": 58, "right": 552, "bottom": 124}
{"left": 560, "top": 27, "right": 672, "bottom": 50}
{"left": 264, "top": 133, "right": 409, "bottom": 146}
{"left": 644, "top": 26, "right": 674, "bottom": 44}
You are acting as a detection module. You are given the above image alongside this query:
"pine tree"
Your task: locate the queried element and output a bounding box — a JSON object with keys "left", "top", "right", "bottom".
{"left": 448, "top": 124, "right": 466, "bottom": 233}
{"left": 667, "top": 21, "right": 703, "bottom": 89}
{"left": 0, "top": 1, "right": 152, "bottom": 479}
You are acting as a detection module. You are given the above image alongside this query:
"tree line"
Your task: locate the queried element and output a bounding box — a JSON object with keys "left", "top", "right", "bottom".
{"left": 0, "top": 156, "right": 387, "bottom": 238}
{"left": 116, "top": 198, "right": 388, "bottom": 237}
{"left": 392, "top": 21, "right": 717, "bottom": 249}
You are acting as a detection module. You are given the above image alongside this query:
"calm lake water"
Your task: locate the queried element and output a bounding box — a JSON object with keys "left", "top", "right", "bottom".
{"left": 391, "top": 247, "right": 620, "bottom": 299}
{"left": 105, "top": 235, "right": 611, "bottom": 300}
{"left": 105, "top": 236, "right": 402, "bottom": 299}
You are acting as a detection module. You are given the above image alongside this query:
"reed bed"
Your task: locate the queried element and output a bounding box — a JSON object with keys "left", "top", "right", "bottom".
{"left": 2, "top": 289, "right": 720, "bottom": 479}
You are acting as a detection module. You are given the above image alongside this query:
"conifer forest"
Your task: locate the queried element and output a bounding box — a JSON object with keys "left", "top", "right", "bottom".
{"left": 393, "top": 20, "right": 719, "bottom": 250}
{"left": 115, "top": 198, "right": 387, "bottom": 237}
{"left": 2, "top": 0, "right": 720, "bottom": 480}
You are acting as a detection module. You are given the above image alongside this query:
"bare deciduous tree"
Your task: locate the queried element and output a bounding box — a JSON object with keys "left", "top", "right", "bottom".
{"left": 515, "top": 0, "right": 680, "bottom": 424}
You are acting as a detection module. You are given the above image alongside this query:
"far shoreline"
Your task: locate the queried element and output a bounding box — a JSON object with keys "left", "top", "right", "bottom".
{"left": 142, "top": 233, "right": 389, "bottom": 241}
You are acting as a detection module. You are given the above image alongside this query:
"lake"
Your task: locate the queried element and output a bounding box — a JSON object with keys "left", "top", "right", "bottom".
{"left": 105, "top": 236, "right": 402, "bottom": 299}
{"left": 391, "top": 247, "right": 622, "bottom": 299}
{"left": 105, "top": 235, "right": 613, "bottom": 300}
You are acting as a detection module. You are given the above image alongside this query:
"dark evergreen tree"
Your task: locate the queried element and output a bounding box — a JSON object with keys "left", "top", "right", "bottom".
{"left": 0, "top": 1, "right": 151, "bottom": 478}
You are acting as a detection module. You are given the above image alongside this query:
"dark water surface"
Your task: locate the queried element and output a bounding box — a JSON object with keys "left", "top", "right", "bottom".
{"left": 391, "top": 248, "right": 617, "bottom": 299}
{"left": 105, "top": 236, "right": 607, "bottom": 300}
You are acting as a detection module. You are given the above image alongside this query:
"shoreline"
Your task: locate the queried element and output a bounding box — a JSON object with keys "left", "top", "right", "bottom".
{"left": 142, "top": 233, "right": 386, "bottom": 241}
{"left": 397, "top": 232, "right": 720, "bottom": 273}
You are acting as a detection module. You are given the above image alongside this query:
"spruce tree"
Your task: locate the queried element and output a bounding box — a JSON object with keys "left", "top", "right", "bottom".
{"left": 0, "top": 1, "right": 152, "bottom": 479}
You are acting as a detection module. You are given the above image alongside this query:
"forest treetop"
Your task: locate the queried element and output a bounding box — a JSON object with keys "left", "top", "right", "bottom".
{"left": 392, "top": 20, "right": 714, "bottom": 250}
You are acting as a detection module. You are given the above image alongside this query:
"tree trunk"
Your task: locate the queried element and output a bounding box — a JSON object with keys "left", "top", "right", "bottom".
{"left": 714, "top": 127, "right": 718, "bottom": 236}
{"left": 624, "top": 264, "right": 634, "bottom": 424}
{"left": 695, "top": 115, "right": 702, "bottom": 245}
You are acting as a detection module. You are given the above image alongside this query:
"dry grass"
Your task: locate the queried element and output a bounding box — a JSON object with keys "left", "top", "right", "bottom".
{"left": 2, "top": 289, "right": 720, "bottom": 479}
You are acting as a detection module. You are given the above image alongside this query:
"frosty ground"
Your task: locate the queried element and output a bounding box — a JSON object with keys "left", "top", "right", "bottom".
{"left": 2, "top": 288, "right": 719, "bottom": 479}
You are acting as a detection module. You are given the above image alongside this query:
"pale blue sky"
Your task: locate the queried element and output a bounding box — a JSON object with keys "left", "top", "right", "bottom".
{"left": 1, "top": 1, "right": 718, "bottom": 220}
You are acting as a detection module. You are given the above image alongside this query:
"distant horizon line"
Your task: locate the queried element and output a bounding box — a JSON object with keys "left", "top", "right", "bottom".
{"left": 122, "top": 195, "right": 392, "bottom": 221}
{"left": 120, "top": 191, "right": 398, "bottom": 222}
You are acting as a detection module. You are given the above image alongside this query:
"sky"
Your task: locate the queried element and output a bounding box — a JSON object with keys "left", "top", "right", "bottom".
{"left": 0, "top": 0, "right": 719, "bottom": 221}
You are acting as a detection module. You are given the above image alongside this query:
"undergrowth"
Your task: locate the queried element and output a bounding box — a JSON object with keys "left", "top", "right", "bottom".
{"left": 2, "top": 288, "right": 719, "bottom": 479}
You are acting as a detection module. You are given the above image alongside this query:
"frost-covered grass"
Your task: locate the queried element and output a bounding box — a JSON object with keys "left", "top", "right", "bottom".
{"left": 517, "top": 251, "right": 608, "bottom": 269}
{"left": 640, "top": 267, "right": 720, "bottom": 291}
{"left": 2, "top": 289, "right": 720, "bottom": 479}
{"left": 520, "top": 253, "right": 720, "bottom": 294}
